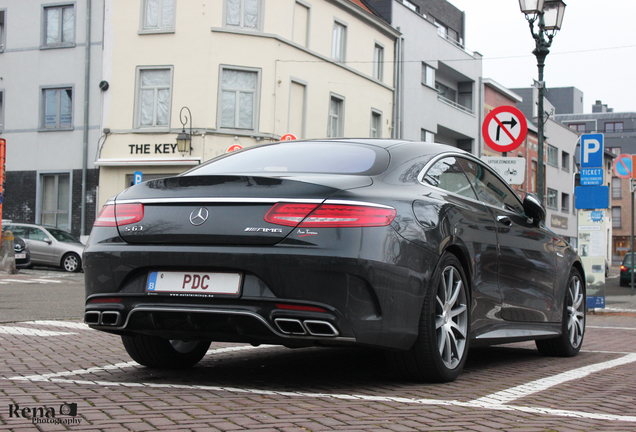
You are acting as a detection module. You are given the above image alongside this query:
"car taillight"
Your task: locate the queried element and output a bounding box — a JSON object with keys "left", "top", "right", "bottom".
{"left": 265, "top": 202, "right": 396, "bottom": 228}
{"left": 621, "top": 265, "right": 627, "bottom": 271}
{"left": 94, "top": 203, "right": 144, "bottom": 227}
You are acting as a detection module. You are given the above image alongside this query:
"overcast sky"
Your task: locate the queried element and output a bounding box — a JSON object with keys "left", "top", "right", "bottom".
{"left": 447, "top": 0, "right": 636, "bottom": 114}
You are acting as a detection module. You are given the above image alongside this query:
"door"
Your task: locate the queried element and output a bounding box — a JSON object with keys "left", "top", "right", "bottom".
{"left": 25, "top": 226, "right": 57, "bottom": 265}
{"left": 40, "top": 173, "right": 71, "bottom": 231}
{"left": 458, "top": 157, "right": 557, "bottom": 323}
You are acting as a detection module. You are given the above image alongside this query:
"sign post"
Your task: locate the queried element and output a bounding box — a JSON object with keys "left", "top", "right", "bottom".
{"left": 576, "top": 133, "right": 607, "bottom": 309}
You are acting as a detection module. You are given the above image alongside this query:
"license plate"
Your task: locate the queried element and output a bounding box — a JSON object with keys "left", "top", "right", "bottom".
{"left": 15, "top": 253, "right": 26, "bottom": 259}
{"left": 146, "top": 271, "right": 241, "bottom": 296}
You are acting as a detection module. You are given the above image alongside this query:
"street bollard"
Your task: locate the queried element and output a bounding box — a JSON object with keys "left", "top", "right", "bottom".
{"left": 0, "top": 230, "right": 18, "bottom": 274}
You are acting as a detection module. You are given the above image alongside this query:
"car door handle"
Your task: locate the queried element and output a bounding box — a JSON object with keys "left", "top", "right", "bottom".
{"left": 497, "top": 215, "right": 512, "bottom": 226}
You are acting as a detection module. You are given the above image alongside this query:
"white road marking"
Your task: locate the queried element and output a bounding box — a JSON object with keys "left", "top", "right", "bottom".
{"left": 472, "top": 353, "right": 636, "bottom": 405}
{"left": 0, "top": 278, "right": 62, "bottom": 284}
{"left": 0, "top": 326, "right": 75, "bottom": 336}
{"left": 3, "top": 322, "right": 636, "bottom": 423}
{"left": 20, "top": 320, "right": 90, "bottom": 330}
{"left": 3, "top": 376, "right": 635, "bottom": 423}
{"left": 588, "top": 325, "right": 636, "bottom": 331}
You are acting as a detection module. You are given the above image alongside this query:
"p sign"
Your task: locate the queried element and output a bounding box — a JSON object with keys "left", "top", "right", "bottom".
{"left": 134, "top": 171, "right": 143, "bottom": 185}
{"left": 581, "top": 133, "right": 604, "bottom": 168}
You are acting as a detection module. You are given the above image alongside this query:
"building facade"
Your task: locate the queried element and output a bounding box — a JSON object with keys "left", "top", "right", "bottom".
{"left": 96, "top": 0, "right": 400, "bottom": 208}
{"left": 0, "top": 0, "right": 103, "bottom": 238}
{"left": 366, "top": 0, "right": 483, "bottom": 152}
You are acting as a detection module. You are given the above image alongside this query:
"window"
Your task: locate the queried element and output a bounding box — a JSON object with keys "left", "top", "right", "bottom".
{"left": 568, "top": 123, "right": 586, "bottom": 133}
{"left": 0, "top": 10, "right": 5, "bottom": 52}
{"left": 288, "top": 80, "right": 306, "bottom": 139}
{"left": 402, "top": 0, "right": 419, "bottom": 13}
{"left": 136, "top": 68, "right": 172, "bottom": 128}
{"left": 435, "top": 82, "right": 456, "bottom": 102}
{"left": 292, "top": 1, "right": 309, "bottom": 47}
{"left": 459, "top": 158, "right": 524, "bottom": 213}
{"left": 604, "top": 122, "right": 623, "bottom": 133}
{"left": 370, "top": 110, "right": 381, "bottom": 138}
{"left": 41, "top": 87, "right": 73, "bottom": 130}
{"left": 226, "top": 0, "right": 260, "bottom": 29}
{"left": 422, "top": 157, "right": 476, "bottom": 200}
{"left": 561, "top": 151, "right": 570, "bottom": 172}
{"left": 328, "top": 95, "right": 344, "bottom": 137}
{"left": 547, "top": 145, "right": 558, "bottom": 166}
{"left": 612, "top": 206, "right": 621, "bottom": 228}
{"left": 40, "top": 173, "right": 71, "bottom": 230}
{"left": 531, "top": 160, "right": 537, "bottom": 193}
{"left": 332, "top": 21, "right": 346, "bottom": 62}
{"left": 547, "top": 188, "right": 558, "bottom": 209}
{"left": 141, "top": 0, "right": 175, "bottom": 33}
{"left": 220, "top": 67, "right": 259, "bottom": 130}
{"left": 43, "top": 4, "right": 75, "bottom": 48}
{"left": 422, "top": 63, "right": 435, "bottom": 87}
{"left": 421, "top": 129, "right": 434, "bottom": 142}
{"left": 561, "top": 193, "right": 569, "bottom": 213}
{"left": 190, "top": 142, "right": 386, "bottom": 176}
{"left": 612, "top": 177, "right": 622, "bottom": 199}
{"left": 373, "top": 44, "right": 384, "bottom": 81}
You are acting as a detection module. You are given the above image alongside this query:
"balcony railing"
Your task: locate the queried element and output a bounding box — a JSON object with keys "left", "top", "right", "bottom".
{"left": 437, "top": 95, "right": 474, "bottom": 115}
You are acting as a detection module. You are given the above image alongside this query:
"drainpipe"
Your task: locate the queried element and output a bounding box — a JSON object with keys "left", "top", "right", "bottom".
{"left": 81, "top": 0, "right": 92, "bottom": 237}
{"left": 392, "top": 29, "right": 401, "bottom": 139}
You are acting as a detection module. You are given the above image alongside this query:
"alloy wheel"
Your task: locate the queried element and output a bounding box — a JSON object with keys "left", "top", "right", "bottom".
{"left": 435, "top": 265, "right": 468, "bottom": 370}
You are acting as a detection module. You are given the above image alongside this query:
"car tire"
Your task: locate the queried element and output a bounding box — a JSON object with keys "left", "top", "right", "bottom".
{"left": 62, "top": 253, "right": 81, "bottom": 273}
{"left": 536, "top": 268, "right": 585, "bottom": 357}
{"left": 620, "top": 279, "right": 627, "bottom": 287}
{"left": 388, "top": 253, "right": 470, "bottom": 383}
{"left": 121, "top": 334, "right": 212, "bottom": 368}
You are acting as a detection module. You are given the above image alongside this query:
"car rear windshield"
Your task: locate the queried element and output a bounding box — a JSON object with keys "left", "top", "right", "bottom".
{"left": 624, "top": 255, "right": 633, "bottom": 265}
{"left": 184, "top": 142, "right": 389, "bottom": 176}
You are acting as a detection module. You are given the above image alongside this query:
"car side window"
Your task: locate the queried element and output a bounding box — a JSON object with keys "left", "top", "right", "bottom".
{"left": 457, "top": 158, "right": 524, "bottom": 214}
{"left": 28, "top": 227, "right": 49, "bottom": 242}
{"left": 422, "top": 157, "right": 477, "bottom": 200}
{"left": 6, "top": 225, "right": 26, "bottom": 237}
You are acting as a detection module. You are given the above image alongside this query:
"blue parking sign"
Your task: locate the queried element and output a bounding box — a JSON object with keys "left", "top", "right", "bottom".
{"left": 580, "top": 134, "right": 604, "bottom": 168}
{"left": 134, "top": 171, "right": 143, "bottom": 185}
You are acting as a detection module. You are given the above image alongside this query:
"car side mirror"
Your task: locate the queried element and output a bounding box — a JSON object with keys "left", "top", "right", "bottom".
{"left": 44, "top": 238, "right": 52, "bottom": 245}
{"left": 523, "top": 193, "right": 546, "bottom": 225}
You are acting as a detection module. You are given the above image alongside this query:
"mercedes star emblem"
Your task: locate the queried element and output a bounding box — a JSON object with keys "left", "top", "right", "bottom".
{"left": 189, "top": 207, "right": 209, "bottom": 226}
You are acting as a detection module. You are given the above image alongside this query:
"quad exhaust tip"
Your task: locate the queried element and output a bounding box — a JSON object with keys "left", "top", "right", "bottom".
{"left": 274, "top": 318, "right": 339, "bottom": 337}
{"left": 84, "top": 311, "right": 121, "bottom": 327}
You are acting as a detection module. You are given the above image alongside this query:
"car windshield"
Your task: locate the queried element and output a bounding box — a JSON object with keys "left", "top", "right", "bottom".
{"left": 47, "top": 228, "right": 82, "bottom": 244}
{"left": 184, "top": 142, "right": 389, "bottom": 176}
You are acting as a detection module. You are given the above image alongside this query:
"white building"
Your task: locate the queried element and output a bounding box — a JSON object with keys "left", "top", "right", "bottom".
{"left": 0, "top": 0, "right": 103, "bottom": 237}
{"left": 96, "top": 0, "right": 400, "bottom": 208}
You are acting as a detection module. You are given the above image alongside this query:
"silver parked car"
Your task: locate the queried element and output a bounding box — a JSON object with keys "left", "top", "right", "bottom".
{"left": 2, "top": 223, "right": 84, "bottom": 272}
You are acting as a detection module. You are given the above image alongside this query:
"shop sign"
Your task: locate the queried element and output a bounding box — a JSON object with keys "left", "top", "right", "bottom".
{"left": 128, "top": 143, "right": 179, "bottom": 155}
{"left": 550, "top": 215, "right": 568, "bottom": 230}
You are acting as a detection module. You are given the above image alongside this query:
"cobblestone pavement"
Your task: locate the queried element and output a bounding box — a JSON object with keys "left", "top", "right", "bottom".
{"left": 1, "top": 313, "right": 635, "bottom": 431}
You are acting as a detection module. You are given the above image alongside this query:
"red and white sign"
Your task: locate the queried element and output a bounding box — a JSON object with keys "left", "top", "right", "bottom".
{"left": 482, "top": 106, "right": 528, "bottom": 153}
{"left": 280, "top": 133, "right": 297, "bottom": 141}
{"left": 613, "top": 154, "right": 633, "bottom": 179}
{"left": 226, "top": 144, "right": 243, "bottom": 153}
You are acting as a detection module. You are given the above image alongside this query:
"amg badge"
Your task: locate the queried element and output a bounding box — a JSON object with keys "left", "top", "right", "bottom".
{"left": 244, "top": 227, "right": 283, "bottom": 233}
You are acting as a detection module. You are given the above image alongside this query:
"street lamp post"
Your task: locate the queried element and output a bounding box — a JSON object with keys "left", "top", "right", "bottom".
{"left": 519, "top": 0, "right": 566, "bottom": 204}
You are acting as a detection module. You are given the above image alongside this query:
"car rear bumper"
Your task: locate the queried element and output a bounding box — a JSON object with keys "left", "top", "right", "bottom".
{"left": 83, "top": 235, "right": 436, "bottom": 350}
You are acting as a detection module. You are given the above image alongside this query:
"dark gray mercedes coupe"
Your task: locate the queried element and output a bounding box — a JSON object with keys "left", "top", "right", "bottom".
{"left": 84, "top": 139, "right": 585, "bottom": 382}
